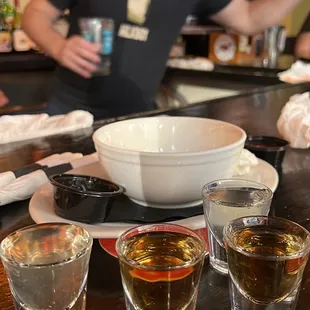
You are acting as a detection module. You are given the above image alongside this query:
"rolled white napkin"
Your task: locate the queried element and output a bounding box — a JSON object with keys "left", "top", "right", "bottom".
{"left": 71, "top": 152, "right": 98, "bottom": 169}
{"left": 0, "top": 152, "right": 83, "bottom": 187}
{"left": 277, "top": 92, "right": 310, "bottom": 149}
{"left": 0, "top": 110, "right": 94, "bottom": 145}
{"left": 234, "top": 149, "right": 259, "bottom": 176}
{"left": 167, "top": 57, "right": 214, "bottom": 71}
{"left": 278, "top": 61, "right": 310, "bottom": 84}
{"left": 0, "top": 170, "right": 48, "bottom": 206}
{"left": 0, "top": 152, "right": 98, "bottom": 206}
{"left": 0, "top": 171, "right": 16, "bottom": 188}
{"left": 37, "top": 152, "right": 83, "bottom": 167}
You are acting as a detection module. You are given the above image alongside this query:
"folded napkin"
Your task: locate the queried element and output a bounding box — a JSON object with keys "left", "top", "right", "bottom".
{"left": 0, "top": 110, "right": 94, "bottom": 145}
{"left": 0, "top": 152, "right": 98, "bottom": 206}
{"left": 278, "top": 61, "right": 310, "bottom": 84}
{"left": 277, "top": 92, "right": 310, "bottom": 149}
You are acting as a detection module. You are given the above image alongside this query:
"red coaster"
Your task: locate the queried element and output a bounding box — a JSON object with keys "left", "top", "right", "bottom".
{"left": 99, "top": 238, "right": 118, "bottom": 258}
{"left": 99, "top": 227, "right": 209, "bottom": 258}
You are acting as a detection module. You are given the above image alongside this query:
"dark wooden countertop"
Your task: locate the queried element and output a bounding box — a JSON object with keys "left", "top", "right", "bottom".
{"left": 0, "top": 82, "right": 309, "bottom": 309}
{"left": 0, "top": 63, "right": 286, "bottom": 114}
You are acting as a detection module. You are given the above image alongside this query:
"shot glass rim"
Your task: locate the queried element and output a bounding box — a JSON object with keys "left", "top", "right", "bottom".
{"left": 79, "top": 17, "right": 114, "bottom": 21}
{"left": 202, "top": 178, "right": 273, "bottom": 205}
{"left": 79, "top": 17, "right": 114, "bottom": 25}
{"left": 223, "top": 216, "right": 310, "bottom": 261}
{"left": 0, "top": 222, "right": 93, "bottom": 268}
{"left": 116, "top": 223, "right": 207, "bottom": 271}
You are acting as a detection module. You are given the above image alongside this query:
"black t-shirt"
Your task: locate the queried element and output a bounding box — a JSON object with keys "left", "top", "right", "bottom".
{"left": 49, "top": 0, "right": 230, "bottom": 118}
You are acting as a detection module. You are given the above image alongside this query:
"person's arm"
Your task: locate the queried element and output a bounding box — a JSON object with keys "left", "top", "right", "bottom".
{"left": 295, "top": 32, "right": 310, "bottom": 59}
{"left": 295, "top": 13, "right": 310, "bottom": 59}
{"left": 210, "top": 0, "right": 302, "bottom": 35}
{"left": 0, "top": 90, "right": 8, "bottom": 107}
{"left": 22, "top": 0, "right": 101, "bottom": 78}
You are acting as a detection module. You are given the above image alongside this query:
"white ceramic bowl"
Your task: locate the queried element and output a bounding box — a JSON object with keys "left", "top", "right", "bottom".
{"left": 93, "top": 116, "right": 246, "bottom": 208}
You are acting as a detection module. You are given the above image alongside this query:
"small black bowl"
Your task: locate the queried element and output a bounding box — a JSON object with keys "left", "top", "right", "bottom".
{"left": 245, "top": 136, "right": 289, "bottom": 168}
{"left": 49, "top": 174, "right": 124, "bottom": 224}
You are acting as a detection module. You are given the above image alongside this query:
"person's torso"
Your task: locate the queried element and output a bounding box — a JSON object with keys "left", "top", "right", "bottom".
{"left": 53, "top": 0, "right": 201, "bottom": 117}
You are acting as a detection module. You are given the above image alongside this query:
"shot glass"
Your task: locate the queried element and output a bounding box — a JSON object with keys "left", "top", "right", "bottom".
{"left": 224, "top": 216, "right": 310, "bottom": 310}
{"left": 0, "top": 223, "right": 93, "bottom": 310}
{"left": 116, "top": 224, "right": 206, "bottom": 310}
{"left": 79, "top": 18, "right": 114, "bottom": 76}
{"left": 202, "top": 179, "right": 273, "bottom": 274}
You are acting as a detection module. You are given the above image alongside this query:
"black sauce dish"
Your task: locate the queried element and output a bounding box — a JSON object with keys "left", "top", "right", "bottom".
{"left": 245, "top": 136, "right": 289, "bottom": 168}
{"left": 49, "top": 174, "right": 124, "bottom": 224}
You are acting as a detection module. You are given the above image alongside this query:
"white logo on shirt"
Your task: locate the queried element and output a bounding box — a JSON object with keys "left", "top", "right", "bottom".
{"left": 118, "top": 24, "right": 149, "bottom": 42}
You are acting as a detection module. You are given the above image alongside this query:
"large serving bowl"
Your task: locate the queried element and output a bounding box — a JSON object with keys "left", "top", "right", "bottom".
{"left": 93, "top": 116, "right": 246, "bottom": 208}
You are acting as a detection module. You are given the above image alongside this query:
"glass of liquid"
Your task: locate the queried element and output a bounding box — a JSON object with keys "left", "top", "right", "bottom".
{"left": 116, "top": 224, "right": 207, "bottom": 310}
{"left": 79, "top": 18, "right": 114, "bottom": 76}
{"left": 202, "top": 179, "right": 273, "bottom": 274}
{"left": 0, "top": 223, "right": 93, "bottom": 310}
{"left": 224, "top": 216, "right": 310, "bottom": 309}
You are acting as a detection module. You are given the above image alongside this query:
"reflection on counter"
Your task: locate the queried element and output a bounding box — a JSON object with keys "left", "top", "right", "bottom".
{"left": 165, "top": 84, "right": 240, "bottom": 105}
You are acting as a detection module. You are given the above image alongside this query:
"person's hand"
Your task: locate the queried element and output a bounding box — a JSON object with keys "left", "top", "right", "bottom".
{"left": 0, "top": 90, "right": 8, "bottom": 107}
{"left": 55, "top": 35, "right": 102, "bottom": 78}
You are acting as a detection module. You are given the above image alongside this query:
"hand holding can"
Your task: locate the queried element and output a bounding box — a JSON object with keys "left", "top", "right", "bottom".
{"left": 79, "top": 18, "right": 114, "bottom": 76}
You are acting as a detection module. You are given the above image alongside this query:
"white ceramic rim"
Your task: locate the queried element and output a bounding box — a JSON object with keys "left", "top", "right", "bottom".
{"left": 93, "top": 117, "right": 247, "bottom": 157}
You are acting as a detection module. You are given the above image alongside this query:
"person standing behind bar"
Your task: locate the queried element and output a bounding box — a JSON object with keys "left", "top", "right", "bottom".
{"left": 295, "top": 12, "right": 310, "bottom": 60}
{"left": 22, "top": 0, "right": 303, "bottom": 119}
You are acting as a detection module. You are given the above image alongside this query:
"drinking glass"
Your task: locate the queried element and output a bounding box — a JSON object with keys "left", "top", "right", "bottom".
{"left": 224, "top": 216, "right": 310, "bottom": 309}
{"left": 0, "top": 223, "right": 93, "bottom": 310}
{"left": 116, "top": 224, "right": 206, "bottom": 310}
{"left": 79, "top": 18, "right": 114, "bottom": 76}
{"left": 202, "top": 179, "right": 273, "bottom": 274}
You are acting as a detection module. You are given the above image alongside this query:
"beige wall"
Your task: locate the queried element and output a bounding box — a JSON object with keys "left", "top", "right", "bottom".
{"left": 283, "top": 0, "right": 310, "bottom": 36}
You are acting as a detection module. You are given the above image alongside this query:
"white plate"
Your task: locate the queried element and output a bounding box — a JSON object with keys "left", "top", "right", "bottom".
{"left": 29, "top": 159, "right": 278, "bottom": 239}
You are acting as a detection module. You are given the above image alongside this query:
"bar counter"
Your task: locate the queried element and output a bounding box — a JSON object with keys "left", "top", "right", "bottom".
{"left": 0, "top": 57, "right": 292, "bottom": 112}
{"left": 0, "top": 81, "right": 309, "bottom": 309}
